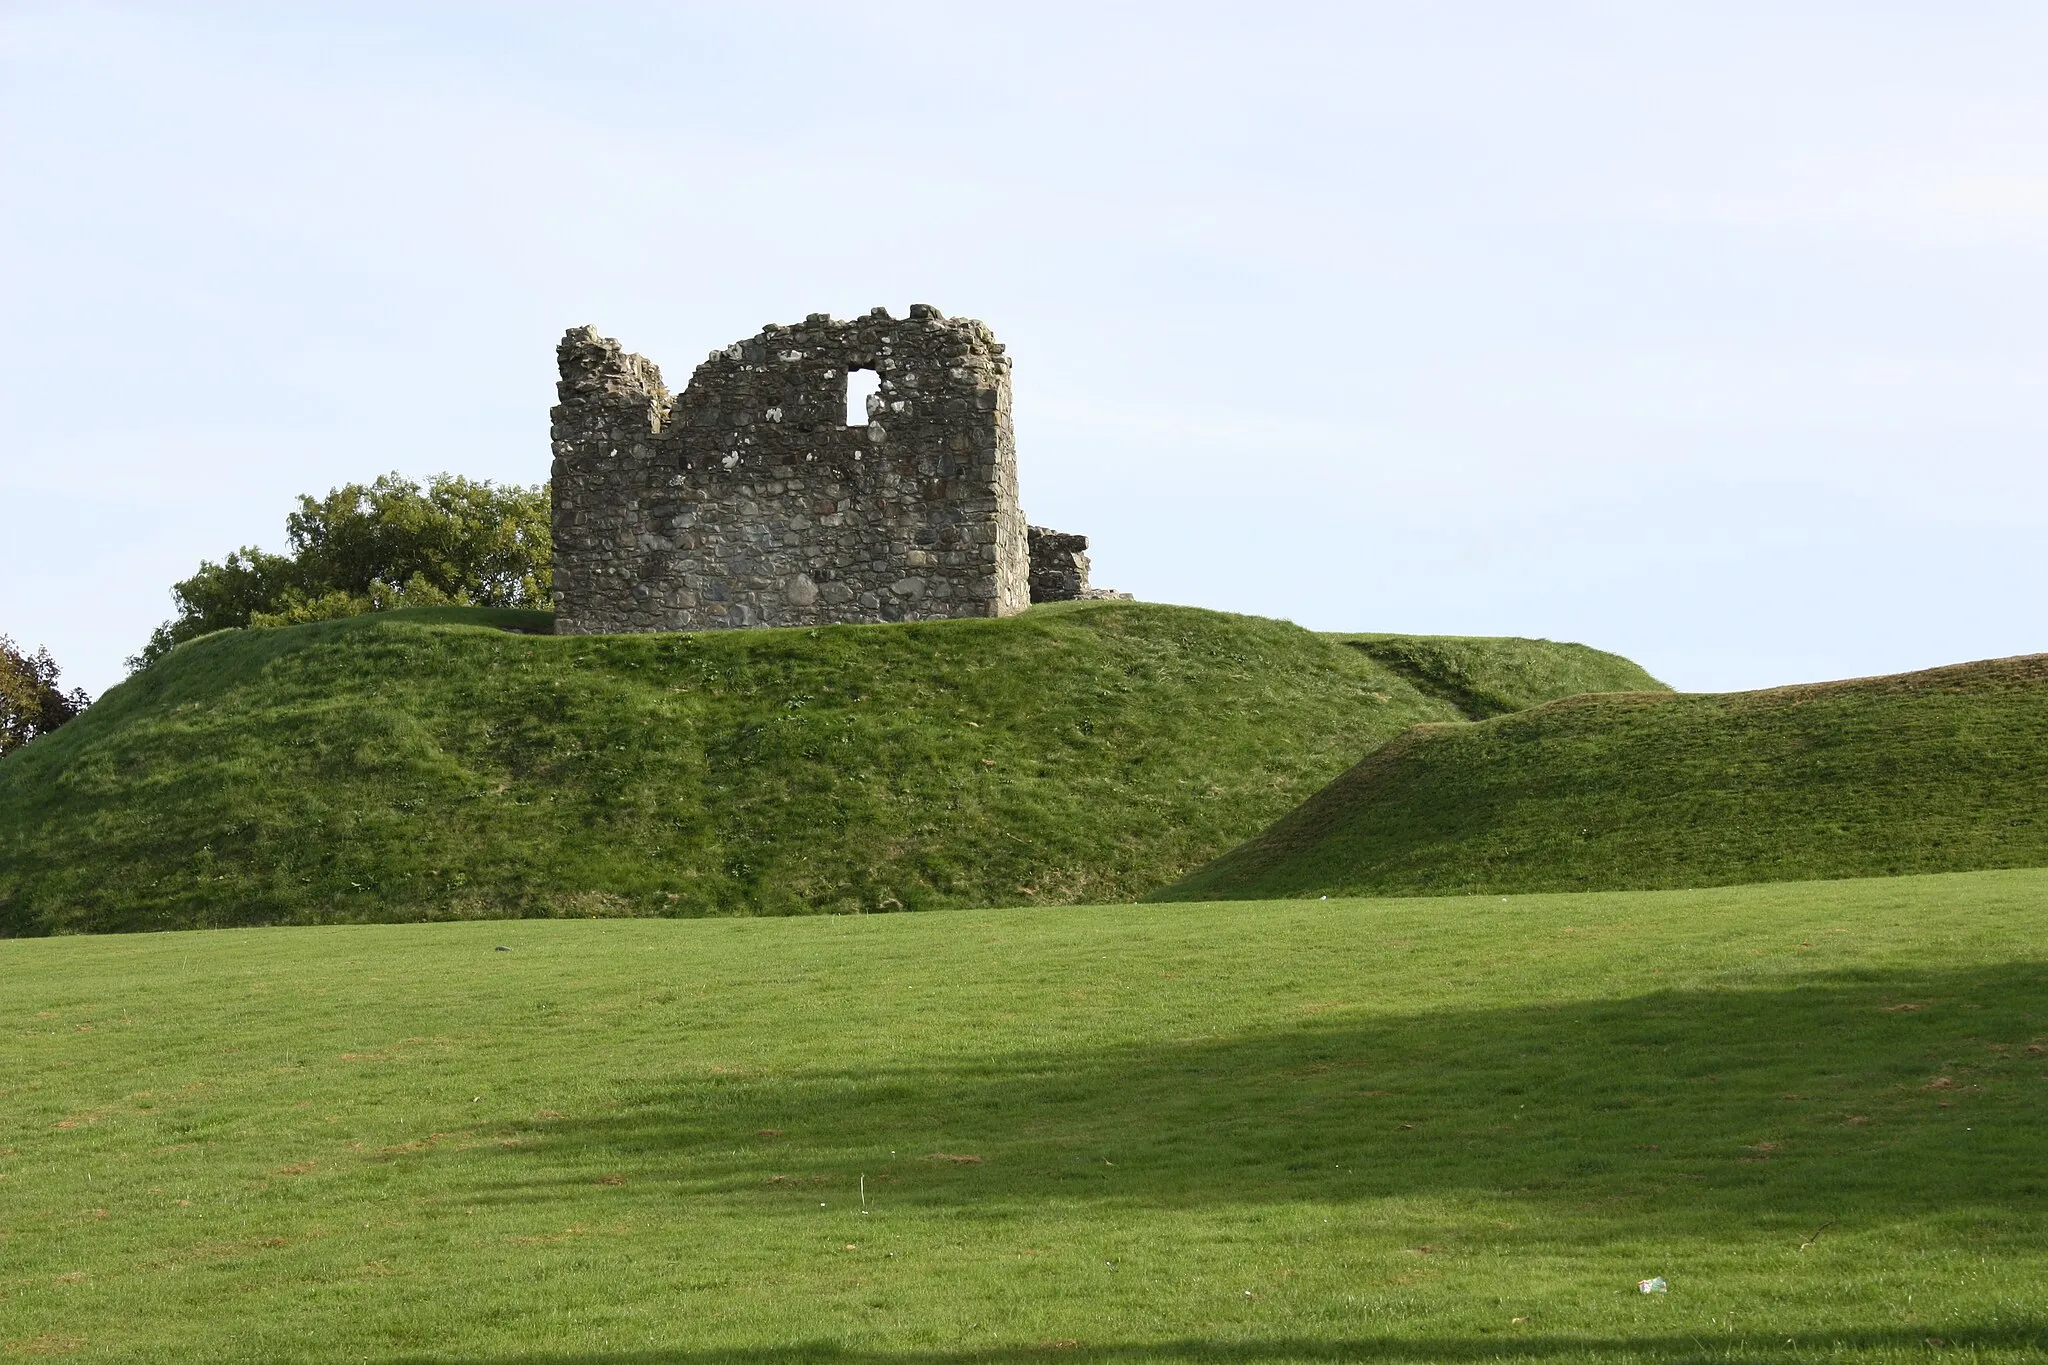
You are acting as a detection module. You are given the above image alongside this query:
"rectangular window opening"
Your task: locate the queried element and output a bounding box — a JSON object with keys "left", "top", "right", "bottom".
{"left": 846, "top": 368, "right": 881, "bottom": 426}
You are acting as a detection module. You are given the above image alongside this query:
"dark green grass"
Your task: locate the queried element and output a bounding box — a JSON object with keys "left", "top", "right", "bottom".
{"left": 1335, "top": 634, "right": 1668, "bottom": 719}
{"left": 0, "top": 603, "right": 1484, "bottom": 934}
{"left": 2, "top": 870, "right": 2045, "bottom": 1362}
{"left": 1157, "top": 655, "right": 2048, "bottom": 902}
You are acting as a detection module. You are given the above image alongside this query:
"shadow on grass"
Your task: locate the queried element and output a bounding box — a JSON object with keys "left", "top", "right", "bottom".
{"left": 379, "top": 1322, "right": 2048, "bottom": 1363}
{"left": 475, "top": 960, "right": 2048, "bottom": 1223}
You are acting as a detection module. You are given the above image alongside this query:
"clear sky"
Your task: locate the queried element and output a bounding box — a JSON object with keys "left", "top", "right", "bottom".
{"left": 5, "top": 2, "right": 2044, "bottom": 697}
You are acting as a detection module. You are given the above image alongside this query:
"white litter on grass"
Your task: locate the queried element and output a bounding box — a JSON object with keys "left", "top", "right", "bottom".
{"left": 1637, "top": 1276, "right": 1668, "bottom": 1294}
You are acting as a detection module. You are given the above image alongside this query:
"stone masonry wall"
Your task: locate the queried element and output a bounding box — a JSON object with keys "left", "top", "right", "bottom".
{"left": 1027, "top": 525, "right": 1131, "bottom": 603}
{"left": 550, "top": 305, "right": 1030, "bottom": 634}
{"left": 1027, "top": 526, "right": 1092, "bottom": 602}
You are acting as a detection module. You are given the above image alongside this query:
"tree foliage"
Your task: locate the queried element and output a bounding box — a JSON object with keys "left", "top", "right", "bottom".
{"left": 132, "top": 473, "right": 551, "bottom": 670}
{"left": 0, "top": 637, "right": 89, "bottom": 757}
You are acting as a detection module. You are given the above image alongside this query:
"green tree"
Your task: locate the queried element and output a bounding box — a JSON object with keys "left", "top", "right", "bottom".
{"left": 0, "top": 636, "right": 90, "bottom": 757}
{"left": 132, "top": 473, "right": 551, "bottom": 669}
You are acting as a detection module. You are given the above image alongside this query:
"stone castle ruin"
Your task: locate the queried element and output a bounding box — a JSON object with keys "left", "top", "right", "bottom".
{"left": 550, "top": 305, "right": 1121, "bottom": 635}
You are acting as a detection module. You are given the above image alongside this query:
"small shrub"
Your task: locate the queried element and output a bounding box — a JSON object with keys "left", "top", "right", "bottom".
{"left": 0, "top": 636, "right": 89, "bottom": 757}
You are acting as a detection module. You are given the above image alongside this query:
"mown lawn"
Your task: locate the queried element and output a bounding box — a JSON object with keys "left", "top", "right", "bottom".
{"left": 3, "top": 870, "right": 2045, "bottom": 1362}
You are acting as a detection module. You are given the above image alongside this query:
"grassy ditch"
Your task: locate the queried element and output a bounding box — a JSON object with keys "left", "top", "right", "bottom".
{"left": 1159, "top": 654, "right": 2048, "bottom": 901}
{"left": 1337, "top": 633, "right": 1666, "bottom": 719}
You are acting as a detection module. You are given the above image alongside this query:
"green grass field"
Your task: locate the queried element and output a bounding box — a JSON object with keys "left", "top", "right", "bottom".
{"left": 1159, "top": 655, "right": 2048, "bottom": 902}
{"left": 4, "top": 869, "right": 2044, "bottom": 1362}
{"left": 0, "top": 604, "right": 1654, "bottom": 936}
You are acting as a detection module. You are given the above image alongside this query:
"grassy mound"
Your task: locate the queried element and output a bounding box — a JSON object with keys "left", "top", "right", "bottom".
{"left": 1339, "top": 632, "right": 1667, "bottom": 718}
{"left": 0, "top": 602, "right": 1499, "bottom": 934}
{"left": 3, "top": 870, "right": 2045, "bottom": 1361}
{"left": 1158, "top": 654, "right": 2048, "bottom": 902}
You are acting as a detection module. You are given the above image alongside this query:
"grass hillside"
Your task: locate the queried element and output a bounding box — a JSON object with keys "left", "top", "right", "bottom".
{"left": 1159, "top": 655, "right": 2048, "bottom": 902}
{"left": 1338, "top": 633, "right": 1667, "bottom": 718}
{"left": 3, "top": 870, "right": 2045, "bottom": 1362}
{"left": 0, "top": 602, "right": 1495, "bottom": 934}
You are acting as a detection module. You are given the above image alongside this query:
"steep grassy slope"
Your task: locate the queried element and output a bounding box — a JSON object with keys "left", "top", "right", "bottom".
{"left": 3, "top": 871, "right": 2045, "bottom": 1362}
{"left": 0, "top": 603, "right": 1482, "bottom": 934}
{"left": 1337, "top": 632, "right": 1667, "bottom": 718}
{"left": 1159, "top": 654, "right": 2048, "bottom": 901}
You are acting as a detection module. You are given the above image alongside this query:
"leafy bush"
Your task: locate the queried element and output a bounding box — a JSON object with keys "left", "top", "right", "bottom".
{"left": 132, "top": 474, "right": 550, "bottom": 669}
{"left": 0, "top": 637, "right": 88, "bottom": 757}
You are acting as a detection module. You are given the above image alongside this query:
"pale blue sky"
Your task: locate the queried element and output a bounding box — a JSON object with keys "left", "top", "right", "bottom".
{"left": 5, "top": 3, "right": 2044, "bottom": 695}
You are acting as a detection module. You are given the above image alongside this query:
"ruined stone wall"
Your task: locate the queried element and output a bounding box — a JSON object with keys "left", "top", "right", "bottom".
{"left": 550, "top": 305, "right": 1029, "bottom": 634}
{"left": 1027, "top": 526, "right": 1092, "bottom": 602}
{"left": 1027, "top": 526, "right": 1131, "bottom": 603}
